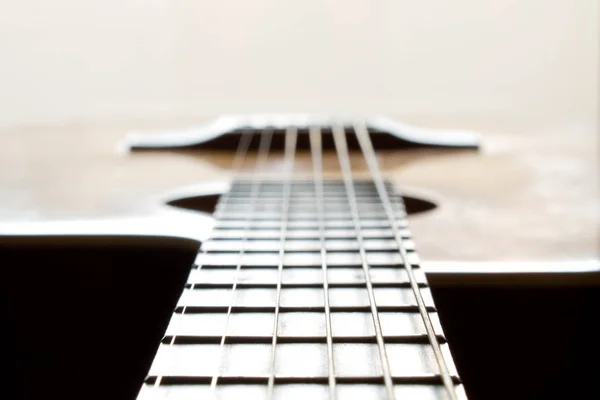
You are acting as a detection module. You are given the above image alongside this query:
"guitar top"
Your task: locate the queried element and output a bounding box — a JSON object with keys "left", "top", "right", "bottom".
{"left": 0, "top": 115, "right": 597, "bottom": 265}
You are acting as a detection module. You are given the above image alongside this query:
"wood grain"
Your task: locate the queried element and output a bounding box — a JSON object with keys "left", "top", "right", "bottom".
{"left": 0, "top": 121, "right": 597, "bottom": 263}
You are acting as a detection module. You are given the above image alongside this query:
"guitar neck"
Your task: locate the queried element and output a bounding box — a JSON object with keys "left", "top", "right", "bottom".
{"left": 137, "top": 178, "right": 467, "bottom": 399}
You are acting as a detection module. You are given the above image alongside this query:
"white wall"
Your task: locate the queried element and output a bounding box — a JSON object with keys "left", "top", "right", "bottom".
{"left": 0, "top": 0, "right": 597, "bottom": 130}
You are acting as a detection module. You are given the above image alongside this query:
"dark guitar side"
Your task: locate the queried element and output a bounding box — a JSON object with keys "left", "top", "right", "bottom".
{"left": 0, "top": 120, "right": 598, "bottom": 399}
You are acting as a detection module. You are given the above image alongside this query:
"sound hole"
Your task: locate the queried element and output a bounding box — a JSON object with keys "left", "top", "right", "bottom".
{"left": 167, "top": 193, "right": 436, "bottom": 216}
{"left": 167, "top": 193, "right": 221, "bottom": 214}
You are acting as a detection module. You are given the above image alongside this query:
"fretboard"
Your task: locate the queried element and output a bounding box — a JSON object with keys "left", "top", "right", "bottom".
{"left": 137, "top": 180, "right": 466, "bottom": 399}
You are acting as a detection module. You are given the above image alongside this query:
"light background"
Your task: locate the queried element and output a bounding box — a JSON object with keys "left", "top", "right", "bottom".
{"left": 0, "top": 0, "right": 597, "bottom": 131}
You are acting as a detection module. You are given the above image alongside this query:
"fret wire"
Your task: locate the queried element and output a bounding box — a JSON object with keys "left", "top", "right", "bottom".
{"left": 353, "top": 122, "right": 459, "bottom": 400}
{"left": 309, "top": 126, "right": 337, "bottom": 399}
{"left": 152, "top": 130, "right": 255, "bottom": 389}
{"left": 209, "top": 129, "right": 274, "bottom": 390}
{"left": 266, "top": 127, "right": 298, "bottom": 398}
{"left": 331, "top": 125, "right": 395, "bottom": 400}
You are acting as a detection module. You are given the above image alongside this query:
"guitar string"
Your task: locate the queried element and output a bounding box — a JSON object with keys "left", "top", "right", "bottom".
{"left": 209, "top": 129, "right": 274, "bottom": 390}
{"left": 353, "top": 122, "right": 458, "bottom": 400}
{"left": 151, "top": 130, "right": 254, "bottom": 390}
{"left": 266, "top": 127, "right": 299, "bottom": 398}
{"left": 309, "top": 126, "right": 337, "bottom": 399}
{"left": 150, "top": 122, "right": 458, "bottom": 399}
{"left": 331, "top": 124, "right": 395, "bottom": 399}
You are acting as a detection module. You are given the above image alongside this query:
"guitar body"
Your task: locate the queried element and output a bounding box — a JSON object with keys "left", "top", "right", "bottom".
{"left": 1, "top": 116, "right": 598, "bottom": 399}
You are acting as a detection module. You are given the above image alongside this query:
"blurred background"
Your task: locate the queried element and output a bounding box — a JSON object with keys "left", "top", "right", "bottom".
{"left": 0, "top": 0, "right": 597, "bottom": 131}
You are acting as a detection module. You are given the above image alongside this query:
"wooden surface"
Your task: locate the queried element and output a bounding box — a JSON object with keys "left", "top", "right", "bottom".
{"left": 0, "top": 119, "right": 597, "bottom": 263}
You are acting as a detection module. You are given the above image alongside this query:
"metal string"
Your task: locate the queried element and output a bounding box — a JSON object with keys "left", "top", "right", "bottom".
{"left": 151, "top": 130, "right": 254, "bottom": 390}
{"left": 209, "top": 129, "right": 274, "bottom": 390}
{"left": 152, "top": 121, "right": 458, "bottom": 399}
{"left": 309, "top": 126, "right": 337, "bottom": 399}
{"left": 352, "top": 121, "right": 458, "bottom": 400}
{"left": 266, "top": 127, "right": 299, "bottom": 398}
{"left": 331, "top": 125, "right": 395, "bottom": 399}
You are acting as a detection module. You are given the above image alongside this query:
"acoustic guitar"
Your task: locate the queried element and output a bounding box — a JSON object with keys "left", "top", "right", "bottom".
{"left": 1, "top": 115, "right": 598, "bottom": 400}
